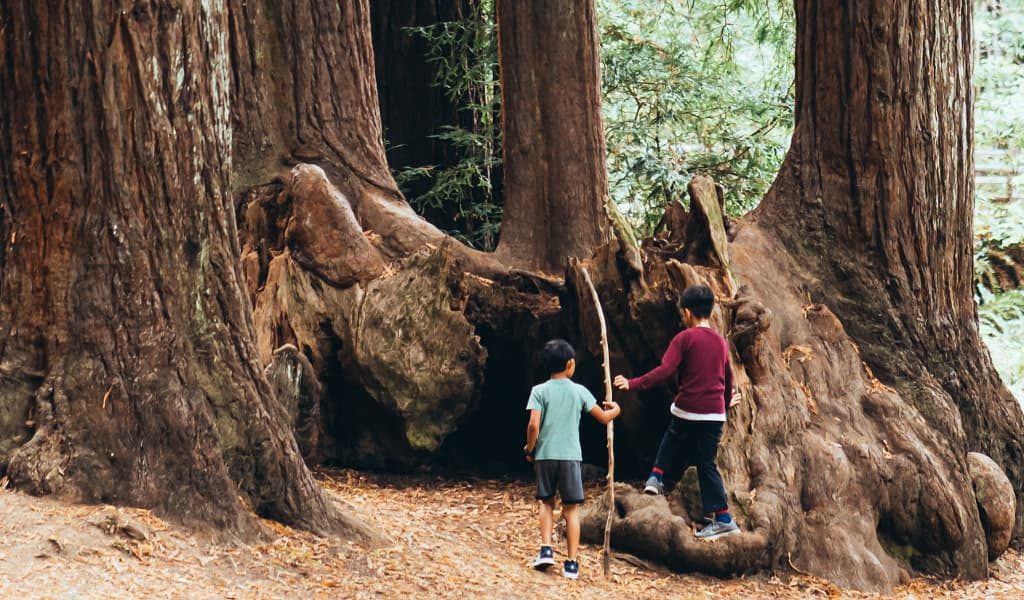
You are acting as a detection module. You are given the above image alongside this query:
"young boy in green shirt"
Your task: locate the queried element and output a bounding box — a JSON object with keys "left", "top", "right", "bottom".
{"left": 524, "top": 339, "right": 621, "bottom": 579}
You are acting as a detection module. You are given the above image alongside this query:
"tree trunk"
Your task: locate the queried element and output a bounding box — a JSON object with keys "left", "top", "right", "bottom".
{"left": 369, "top": 0, "right": 504, "bottom": 250}
{"left": 494, "top": 0, "right": 612, "bottom": 273}
{"left": 370, "top": 0, "right": 471, "bottom": 177}
{"left": 231, "top": 0, "right": 622, "bottom": 471}
{"left": 0, "top": 0, "right": 372, "bottom": 539}
{"left": 227, "top": 0, "right": 518, "bottom": 469}
{"left": 576, "top": 2, "right": 1022, "bottom": 592}
{"left": 228, "top": 0, "right": 504, "bottom": 271}
{"left": 753, "top": 0, "right": 1024, "bottom": 548}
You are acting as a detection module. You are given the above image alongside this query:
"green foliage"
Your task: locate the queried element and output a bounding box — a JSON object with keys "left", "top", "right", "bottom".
{"left": 598, "top": 0, "right": 794, "bottom": 234}
{"left": 979, "top": 290, "right": 1024, "bottom": 400}
{"left": 974, "top": 0, "right": 1024, "bottom": 403}
{"left": 975, "top": 1, "right": 1024, "bottom": 150}
{"left": 974, "top": 194, "right": 1024, "bottom": 292}
{"left": 974, "top": 0, "right": 1024, "bottom": 274}
{"left": 396, "top": 1, "right": 502, "bottom": 251}
{"left": 399, "top": 0, "right": 796, "bottom": 244}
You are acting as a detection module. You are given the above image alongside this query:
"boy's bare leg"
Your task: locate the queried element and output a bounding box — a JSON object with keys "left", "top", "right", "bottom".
{"left": 563, "top": 504, "right": 580, "bottom": 560}
{"left": 539, "top": 498, "right": 556, "bottom": 545}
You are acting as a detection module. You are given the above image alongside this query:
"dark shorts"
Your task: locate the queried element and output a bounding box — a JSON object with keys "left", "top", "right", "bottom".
{"left": 534, "top": 460, "right": 584, "bottom": 504}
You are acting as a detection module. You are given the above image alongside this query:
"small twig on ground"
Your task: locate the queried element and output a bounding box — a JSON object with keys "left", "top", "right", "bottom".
{"left": 786, "top": 552, "right": 809, "bottom": 575}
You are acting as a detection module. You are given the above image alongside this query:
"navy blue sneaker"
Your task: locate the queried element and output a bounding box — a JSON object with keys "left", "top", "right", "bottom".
{"left": 532, "top": 545, "right": 555, "bottom": 570}
{"left": 561, "top": 559, "right": 579, "bottom": 579}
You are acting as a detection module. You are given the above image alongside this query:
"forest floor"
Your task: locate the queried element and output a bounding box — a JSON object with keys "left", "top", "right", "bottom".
{"left": 1, "top": 469, "right": 1022, "bottom": 599}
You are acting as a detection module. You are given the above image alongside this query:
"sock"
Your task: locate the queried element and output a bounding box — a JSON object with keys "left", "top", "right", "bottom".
{"left": 715, "top": 509, "right": 733, "bottom": 524}
{"left": 650, "top": 467, "right": 664, "bottom": 482}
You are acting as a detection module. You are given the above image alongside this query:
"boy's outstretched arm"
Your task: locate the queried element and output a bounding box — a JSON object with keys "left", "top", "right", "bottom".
{"left": 613, "top": 336, "right": 684, "bottom": 391}
{"left": 589, "top": 401, "right": 621, "bottom": 425}
{"left": 524, "top": 409, "right": 541, "bottom": 461}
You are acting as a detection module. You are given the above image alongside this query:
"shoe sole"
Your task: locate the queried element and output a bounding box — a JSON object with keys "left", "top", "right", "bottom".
{"left": 533, "top": 559, "right": 556, "bottom": 570}
{"left": 642, "top": 485, "right": 663, "bottom": 495}
{"left": 696, "top": 527, "right": 741, "bottom": 541}
{"left": 561, "top": 570, "right": 579, "bottom": 580}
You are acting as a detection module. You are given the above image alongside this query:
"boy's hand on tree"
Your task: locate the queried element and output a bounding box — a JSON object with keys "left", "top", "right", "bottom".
{"left": 613, "top": 375, "right": 630, "bottom": 390}
{"left": 729, "top": 390, "right": 742, "bottom": 407}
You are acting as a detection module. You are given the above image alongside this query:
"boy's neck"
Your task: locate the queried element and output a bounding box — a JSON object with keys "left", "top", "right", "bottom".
{"left": 550, "top": 372, "right": 571, "bottom": 380}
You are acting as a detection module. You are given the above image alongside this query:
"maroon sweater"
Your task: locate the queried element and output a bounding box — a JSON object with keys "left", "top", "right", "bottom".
{"left": 627, "top": 327, "right": 732, "bottom": 417}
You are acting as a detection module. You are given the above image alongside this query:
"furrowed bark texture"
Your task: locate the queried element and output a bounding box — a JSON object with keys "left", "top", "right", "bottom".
{"left": 228, "top": 0, "right": 514, "bottom": 468}
{"left": 228, "top": 0, "right": 504, "bottom": 269}
{"left": 225, "top": 0, "right": 1018, "bottom": 590}
{"left": 225, "top": 0, "right": 1021, "bottom": 591}
{"left": 578, "top": 0, "right": 1018, "bottom": 589}
{"left": 588, "top": 0, "right": 1019, "bottom": 589}
{"left": 577, "top": 177, "right": 1013, "bottom": 591}
{"left": 494, "top": 0, "right": 612, "bottom": 273}
{"left": 0, "top": 0, "right": 370, "bottom": 539}
{"left": 753, "top": 0, "right": 1024, "bottom": 547}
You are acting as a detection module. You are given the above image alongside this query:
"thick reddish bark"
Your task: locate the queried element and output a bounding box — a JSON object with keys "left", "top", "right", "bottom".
{"left": 572, "top": 2, "right": 1021, "bottom": 591}
{"left": 0, "top": 0, "right": 372, "bottom": 540}
{"left": 228, "top": 0, "right": 503, "bottom": 275}
{"left": 494, "top": 0, "right": 612, "bottom": 273}
{"left": 752, "top": 0, "right": 1024, "bottom": 545}
{"left": 228, "top": 0, "right": 511, "bottom": 469}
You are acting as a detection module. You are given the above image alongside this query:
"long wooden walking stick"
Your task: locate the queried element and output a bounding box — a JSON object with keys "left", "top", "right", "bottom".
{"left": 580, "top": 266, "right": 615, "bottom": 577}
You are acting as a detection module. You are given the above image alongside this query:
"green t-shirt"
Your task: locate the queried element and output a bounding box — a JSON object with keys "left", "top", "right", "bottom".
{"left": 526, "top": 378, "right": 598, "bottom": 461}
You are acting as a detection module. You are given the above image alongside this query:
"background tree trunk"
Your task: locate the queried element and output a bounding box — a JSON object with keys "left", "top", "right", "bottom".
{"left": 369, "top": 0, "right": 505, "bottom": 249}
{"left": 5, "top": 0, "right": 1014, "bottom": 591}
{"left": 494, "top": 0, "right": 612, "bottom": 273}
{"left": 370, "top": 0, "right": 471, "bottom": 178}
{"left": 752, "top": 0, "right": 1024, "bottom": 545}
{"left": 0, "top": 0, "right": 371, "bottom": 539}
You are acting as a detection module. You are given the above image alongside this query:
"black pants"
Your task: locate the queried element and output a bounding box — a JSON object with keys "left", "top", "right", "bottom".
{"left": 653, "top": 417, "right": 728, "bottom": 514}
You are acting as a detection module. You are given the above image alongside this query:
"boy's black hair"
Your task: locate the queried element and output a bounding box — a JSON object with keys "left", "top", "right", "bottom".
{"left": 681, "top": 285, "right": 715, "bottom": 318}
{"left": 540, "top": 339, "right": 575, "bottom": 375}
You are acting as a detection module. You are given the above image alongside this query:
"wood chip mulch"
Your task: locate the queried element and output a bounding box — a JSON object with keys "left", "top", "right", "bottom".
{"left": 1, "top": 470, "right": 1022, "bottom": 599}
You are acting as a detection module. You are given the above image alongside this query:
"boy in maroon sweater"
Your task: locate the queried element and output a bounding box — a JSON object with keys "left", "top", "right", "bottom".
{"left": 613, "top": 285, "right": 740, "bottom": 540}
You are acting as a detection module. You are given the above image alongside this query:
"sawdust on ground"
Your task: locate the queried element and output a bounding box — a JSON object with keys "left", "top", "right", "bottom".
{"left": 0, "top": 469, "right": 1021, "bottom": 599}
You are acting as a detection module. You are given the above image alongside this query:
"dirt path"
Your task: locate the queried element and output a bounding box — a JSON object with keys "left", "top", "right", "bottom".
{"left": 1, "top": 470, "right": 1022, "bottom": 599}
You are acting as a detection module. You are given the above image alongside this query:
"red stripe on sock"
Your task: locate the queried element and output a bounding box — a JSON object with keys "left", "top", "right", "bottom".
{"left": 652, "top": 467, "right": 664, "bottom": 476}
{"left": 716, "top": 508, "right": 730, "bottom": 515}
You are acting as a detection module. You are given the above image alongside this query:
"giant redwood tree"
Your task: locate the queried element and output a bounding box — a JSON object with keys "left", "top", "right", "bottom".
{"left": 494, "top": 0, "right": 612, "bottom": 273}
{"left": 580, "top": 0, "right": 1023, "bottom": 591}
{"left": 232, "top": 0, "right": 616, "bottom": 470}
{"left": 0, "top": 0, "right": 373, "bottom": 539}
{"left": 1, "top": 0, "right": 1020, "bottom": 593}
{"left": 753, "top": 0, "right": 1024, "bottom": 571}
